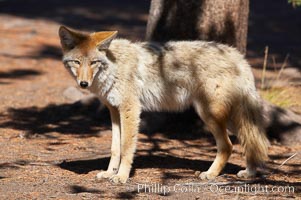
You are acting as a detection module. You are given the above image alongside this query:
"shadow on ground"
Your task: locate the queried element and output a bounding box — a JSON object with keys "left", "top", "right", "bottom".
{"left": 0, "top": 98, "right": 111, "bottom": 137}
{"left": 58, "top": 154, "right": 242, "bottom": 177}
{"left": 0, "top": 69, "right": 42, "bottom": 84}
{"left": 59, "top": 155, "right": 301, "bottom": 196}
{"left": 69, "top": 185, "right": 103, "bottom": 195}
{"left": 0, "top": 44, "right": 62, "bottom": 60}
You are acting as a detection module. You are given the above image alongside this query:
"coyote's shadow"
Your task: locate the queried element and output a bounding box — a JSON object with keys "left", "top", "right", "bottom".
{"left": 58, "top": 154, "right": 243, "bottom": 178}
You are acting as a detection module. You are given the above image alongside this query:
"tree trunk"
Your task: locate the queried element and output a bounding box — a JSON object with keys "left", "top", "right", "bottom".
{"left": 146, "top": 0, "right": 249, "bottom": 54}
{"left": 145, "top": 0, "right": 301, "bottom": 145}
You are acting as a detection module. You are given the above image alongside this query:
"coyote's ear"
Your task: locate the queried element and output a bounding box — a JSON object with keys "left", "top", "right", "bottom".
{"left": 59, "top": 26, "right": 88, "bottom": 50}
{"left": 96, "top": 31, "right": 118, "bottom": 50}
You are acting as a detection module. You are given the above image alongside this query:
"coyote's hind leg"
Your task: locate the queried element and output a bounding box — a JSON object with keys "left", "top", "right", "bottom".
{"left": 194, "top": 101, "right": 233, "bottom": 180}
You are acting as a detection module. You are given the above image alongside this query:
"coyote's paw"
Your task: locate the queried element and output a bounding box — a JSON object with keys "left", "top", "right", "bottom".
{"left": 198, "top": 171, "right": 218, "bottom": 180}
{"left": 96, "top": 170, "right": 116, "bottom": 179}
{"left": 110, "top": 174, "right": 128, "bottom": 184}
{"left": 237, "top": 169, "right": 256, "bottom": 178}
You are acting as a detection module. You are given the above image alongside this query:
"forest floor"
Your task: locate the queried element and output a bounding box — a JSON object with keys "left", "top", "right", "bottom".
{"left": 0, "top": 0, "right": 300, "bottom": 199}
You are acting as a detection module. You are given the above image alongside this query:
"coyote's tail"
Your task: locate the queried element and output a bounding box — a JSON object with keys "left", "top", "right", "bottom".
{"left": 233, "top": 94, "right": 269, "bottom": 167}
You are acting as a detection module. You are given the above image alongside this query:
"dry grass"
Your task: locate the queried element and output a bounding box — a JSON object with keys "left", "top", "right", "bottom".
{"left": 260, "top": 87, "right": 296, "bottom": 108}
{"left": 259, "top": 47, "right": 300, "bottom": 110}
{"left": 261, "top": 46, "right": 269, "bottom": 90}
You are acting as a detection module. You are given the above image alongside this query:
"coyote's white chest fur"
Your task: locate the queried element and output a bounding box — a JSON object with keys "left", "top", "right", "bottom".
{"left": 90, "top": 67, "right": 121, "bottom": 107}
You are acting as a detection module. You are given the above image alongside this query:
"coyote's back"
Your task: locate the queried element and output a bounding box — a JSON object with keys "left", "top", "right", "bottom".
{"left": 135, "top": 41, "right": 258, "bottom": 111}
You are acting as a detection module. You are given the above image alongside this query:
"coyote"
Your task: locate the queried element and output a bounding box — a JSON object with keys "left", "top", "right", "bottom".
{"left": 58, "top": 26, "right": 269, "bottom": 184}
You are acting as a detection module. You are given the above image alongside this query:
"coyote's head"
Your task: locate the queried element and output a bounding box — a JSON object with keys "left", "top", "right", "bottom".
{"left": 58, "top": 26, "right": 117, "bottom": 88}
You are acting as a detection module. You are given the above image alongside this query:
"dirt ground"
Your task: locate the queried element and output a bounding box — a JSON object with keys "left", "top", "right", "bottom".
{"left": 0, "top": 0, "right": 300, "bottom": 199}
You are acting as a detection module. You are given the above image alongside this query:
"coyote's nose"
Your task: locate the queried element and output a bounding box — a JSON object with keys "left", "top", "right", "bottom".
{"left": 80, "top": 81, "right": 89, "bottom": 88}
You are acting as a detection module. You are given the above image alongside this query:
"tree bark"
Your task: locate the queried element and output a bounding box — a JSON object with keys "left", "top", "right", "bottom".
{"left": 145, "top": 0, "right": 301, "bottom": 145}
{"left": 146, "top": 0, "right": 249, "bottom": 54}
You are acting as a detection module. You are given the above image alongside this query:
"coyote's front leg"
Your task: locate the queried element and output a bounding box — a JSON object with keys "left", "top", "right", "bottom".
{"left": 110, "top": 99, "right": 141, "bottom": 184}
{"left": 97, "top": 106, "right": 121, "bottom": 179}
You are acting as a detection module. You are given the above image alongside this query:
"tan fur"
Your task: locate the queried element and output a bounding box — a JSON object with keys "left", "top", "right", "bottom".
{"left": 59, "top": 26, "right": 269, "bottom": 184}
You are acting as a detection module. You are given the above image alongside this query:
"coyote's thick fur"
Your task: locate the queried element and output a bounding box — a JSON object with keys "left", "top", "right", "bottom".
{"left": 59, "top": 26, "right": 269, "bottom": 184}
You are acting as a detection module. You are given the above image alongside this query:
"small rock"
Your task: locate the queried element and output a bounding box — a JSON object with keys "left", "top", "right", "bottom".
{"left": 63, "top": 86, "right": 86, "bottom": 101}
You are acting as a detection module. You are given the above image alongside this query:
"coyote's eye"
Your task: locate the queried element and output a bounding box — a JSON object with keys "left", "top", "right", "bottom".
{"left": 73, "top": 60, "right": 80, "bottom": 65}
{"left": 64, "top": 60, "right": 80, "bottom": 68}
{"left": 91, "top": 60, "right": 101, "bottom": 65}
{"left": 90, "top": 60, "right": 102, "bottom": 68}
